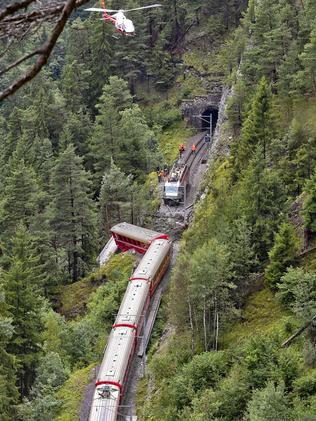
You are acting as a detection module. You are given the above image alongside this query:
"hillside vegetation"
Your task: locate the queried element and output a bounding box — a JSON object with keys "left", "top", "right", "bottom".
{"left": 137, "top": 1, "right": 316, "bottom": 419}
{"left": 0, "top": 0, "right": 316, "bottom": 420}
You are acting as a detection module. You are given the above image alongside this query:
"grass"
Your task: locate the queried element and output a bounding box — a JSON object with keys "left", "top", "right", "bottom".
{"left": 301, "top": 247, "right": 316, "bottom": 272}
{"left": 158, "top": 120, "right": 195, "bottom": 163}
{"left": 55, "top": 363, "right": 96, "bottom": 421}
{"left": 221, "top": 288, "right": 291, "bottom": 348}
{"left": 59, "top": 277, "right": 97, "bottom": 319}
{"left": 136, "top": 377, "right": 148, "bottom": 420}
{"left": 59, "top": 253, "right": 135, "bottom": 319}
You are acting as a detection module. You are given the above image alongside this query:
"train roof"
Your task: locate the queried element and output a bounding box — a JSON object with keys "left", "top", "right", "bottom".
{"left": 133, "top": 238, "right": 171, "bottom": 280}
{"left": 111, "top": 222, "right": 163, "bottom": 243}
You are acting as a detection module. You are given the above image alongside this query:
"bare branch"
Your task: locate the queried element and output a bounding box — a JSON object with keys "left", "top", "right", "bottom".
{"left": 0, "top": 0, "right": 90, "bottom": 101}
{"left": 0, "top": 0, "right": 37, "bottom": 21}
{"left": 0, "top": 49, "right": 41, "bottom": 76}
{"left": 281, "top": 315, "right": 316, "bottom": 347}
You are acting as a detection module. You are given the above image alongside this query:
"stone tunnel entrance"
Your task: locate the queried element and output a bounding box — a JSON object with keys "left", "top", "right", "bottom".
{"left": 201, "top": 107, "right": 219, "bottom": 133}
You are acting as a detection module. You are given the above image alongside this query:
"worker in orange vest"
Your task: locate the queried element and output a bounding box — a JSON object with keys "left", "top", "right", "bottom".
{"left": 191, "top": 143, "right": 196, "bottom": 153}
{"left": 179, "top": 143, "right": 186, "bottom": 157}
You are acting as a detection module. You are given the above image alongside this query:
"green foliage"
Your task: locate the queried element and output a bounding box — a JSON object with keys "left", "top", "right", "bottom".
{"left": 117, "top": 104, "right": 157, "bottom": 178}
{"left": 1, "top": 225, "right": 45, "bottom": 396}
{"left": 0, "top": 287, "right": 18, "bottom": 420}
{"left": 98, "top": 159, "right": 132, "bottom": 243}
{"left": 55, "top": 364, "right": 95, "bottom": 421}
{"left": 265, "top": 222, "right": 299, "bottom": 289}
{"left": 59, "top": 253, "right": 134, "bottom": 320}
{"left": 222, "top": 289, "right": 289, "bottom": 347}
{"left": 303, "top": 169, "right": 316, "bottom": 233}
{"left": 157, "top": 120, "right": 194, "bottom": 163}
{"left": 170, "top": 351, "right": 229, "bottom": 411}
{"left": 48, "top": 144, "right": 96, "bottom": 282}
{"left": 245, "top": 382, "right": 292, "bottom": 421}
{"left": 233, "top": 78, "right": 274, "bottom": 174}
{"left": 278, "top": 268, "right": 316, "bottom": 322}
{"left": 0, "top": 156, "right": 40, "bottom": 242}
{"left": 238, "top": 149, "right": 286, "bottom": 257}
{"left": 293, "top": 371, "right": 316, "bottom": 399}
{"left": 88, "top": 76, "right": 133, "bottom": 187}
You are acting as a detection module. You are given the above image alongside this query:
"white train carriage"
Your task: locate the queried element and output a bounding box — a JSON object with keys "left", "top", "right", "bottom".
{"left": 111, "top": 222, "right": 168, "bottom": 254}
{"left": 89, "top": 235, "right": 171, "bottom": 421}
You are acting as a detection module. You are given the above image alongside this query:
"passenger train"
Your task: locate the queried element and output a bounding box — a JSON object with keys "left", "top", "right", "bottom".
{"left": 89, "top": 223, "right": 172, "bottom": 421}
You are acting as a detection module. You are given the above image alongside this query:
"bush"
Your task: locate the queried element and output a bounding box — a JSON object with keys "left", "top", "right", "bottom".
{"left": 293, "top": 373, "right": 316, "bottom": 398}
{"left": 265, "top": 222, "right": 298, "bottom": 289}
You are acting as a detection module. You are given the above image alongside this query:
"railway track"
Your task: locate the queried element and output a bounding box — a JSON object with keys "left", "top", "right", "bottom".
{"left": 81, "top": 133, "right": 210, "bottom": 421}
{"left": 183, "top": 131, "right": 207, "bottom": 169}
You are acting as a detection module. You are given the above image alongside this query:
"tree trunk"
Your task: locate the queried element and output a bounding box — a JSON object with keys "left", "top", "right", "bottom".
{"left": 215, "top": 312, "right": 219, "bottom": 351}
{"left": 203, "top": 297, "right": 207, "bottom": 352}
{"left": 282, "top": 315, "right": 316, "bottom": 347}
{"left": 188, "top": 299, "right": 195, "bottom": 353}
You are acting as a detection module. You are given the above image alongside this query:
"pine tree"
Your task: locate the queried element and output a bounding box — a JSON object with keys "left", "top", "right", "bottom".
{"left": 0, "top": 287, "right": 18, "bottom": 420}
{"left": 117, "top": 104, "right": 156, "bottom": 177}
{"left": 239, "top": 147, "right": 286, "bottom": 258}
{"left": 265, "top": 221, "right": 299, "bottom": 289}
{"left": 59, "top": 110, "right": 92, "bottom": 157}
{"left": 21, "top": 73, "right": 66, "bottom": 150}
{"left": 0, "top": 156, "right": 39, "bottom": 242}
{"left": 297, "top": 26, "right": 316, "bottom": 95}
{"left": 233, "top": 78, "right": 274, "bottom": 175}
{"left": 246, "top": 382, "right": 292, "bottom": 421}
{"left": 88, "top": 76, "right": 133, "bottom": 188}
{"left": 34, "top": 138, "right": 55, "bottom": 194}
{"left": 99, "top": 159, "right": 132, "bottom": 242}
{"left": 61, "top": 60, "right": 92, "bottom": 113}
{"left": 303, "top": 169, "right": 316, "bottom": 234}
{"left": 278, "top": 267, "right": 316, "bottom": 321}
{"left": 1, "top": 225, "right": 45, "bottom": 396}
{"left": 48, "top": 145, "right": 96, "bottom": 282}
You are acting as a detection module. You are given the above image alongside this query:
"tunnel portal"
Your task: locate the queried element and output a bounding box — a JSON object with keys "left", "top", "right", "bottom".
{"left": 201, "top": 107, "right": 219, "bottom": 133}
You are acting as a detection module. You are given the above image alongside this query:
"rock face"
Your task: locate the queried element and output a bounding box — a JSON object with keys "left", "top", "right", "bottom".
{"left": 181, "top": 84, "right": 235, "bottom": 167}
{"left": 181, "top": 87, "right": 222, "bottom": 130}
{"left": 209, "top": 86, "right": 233, "bottom": 162}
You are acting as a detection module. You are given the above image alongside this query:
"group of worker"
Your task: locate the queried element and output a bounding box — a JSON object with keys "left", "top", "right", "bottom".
{"left": 157, "top": 142, "right": 197, "bottom": 183}
{"left": 157, "top": 166, "right": 169, "bottom": 183}
{"left": 179, "top": 142, "right": 196, "bottom": 158}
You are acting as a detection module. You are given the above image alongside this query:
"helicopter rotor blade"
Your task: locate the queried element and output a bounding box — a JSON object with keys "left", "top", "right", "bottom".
{"left": 122, "top": 4, "right": 162, "bottom": 12}
{"left": 84, "top": 7, "right": 120, "bottom": 13}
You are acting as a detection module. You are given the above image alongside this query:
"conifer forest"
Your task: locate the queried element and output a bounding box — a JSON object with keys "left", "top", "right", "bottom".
{"left": 1, "top": 0, "right": 316, "bottom": 420}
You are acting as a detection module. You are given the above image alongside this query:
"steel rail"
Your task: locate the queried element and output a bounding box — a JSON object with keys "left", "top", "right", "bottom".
{"left": 184, "top": 132, "right": 207, "bottom": 170}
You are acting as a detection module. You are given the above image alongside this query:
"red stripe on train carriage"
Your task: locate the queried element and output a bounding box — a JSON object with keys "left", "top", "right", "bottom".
{"left": 129, "top": 276, "right": 150, "bottom": 282}
{"left": 95, "top": 380, "right": 123, "bottom": 390}
{"left": 112, "top": 323, "right": 137, "bottom": 330}
{"left": 150, "top": 234, "right": 170, "bottom": 242}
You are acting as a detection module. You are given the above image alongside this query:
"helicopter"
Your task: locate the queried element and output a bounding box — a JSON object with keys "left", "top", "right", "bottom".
{"left": 85, "top": 2, "right": 162, "bottom": 36}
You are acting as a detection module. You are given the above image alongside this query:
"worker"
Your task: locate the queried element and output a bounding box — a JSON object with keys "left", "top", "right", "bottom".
{"left": 159, "top": 169, "right": 164, "bottom": 182}
{"left": 191, "top": 143, "right": 196, "bottom": 153}
{"left": 179, "top": 143, "right": 186, "bottom": 157}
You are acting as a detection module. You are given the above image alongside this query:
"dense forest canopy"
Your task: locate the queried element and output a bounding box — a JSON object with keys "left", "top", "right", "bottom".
{"left": 0, "top": 0, "right": 316, "bottom": 419}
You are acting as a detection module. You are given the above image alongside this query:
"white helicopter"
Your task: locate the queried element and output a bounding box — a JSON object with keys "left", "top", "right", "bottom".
{"left": 85, "top": 2, "right": 162, "bottom": 36}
